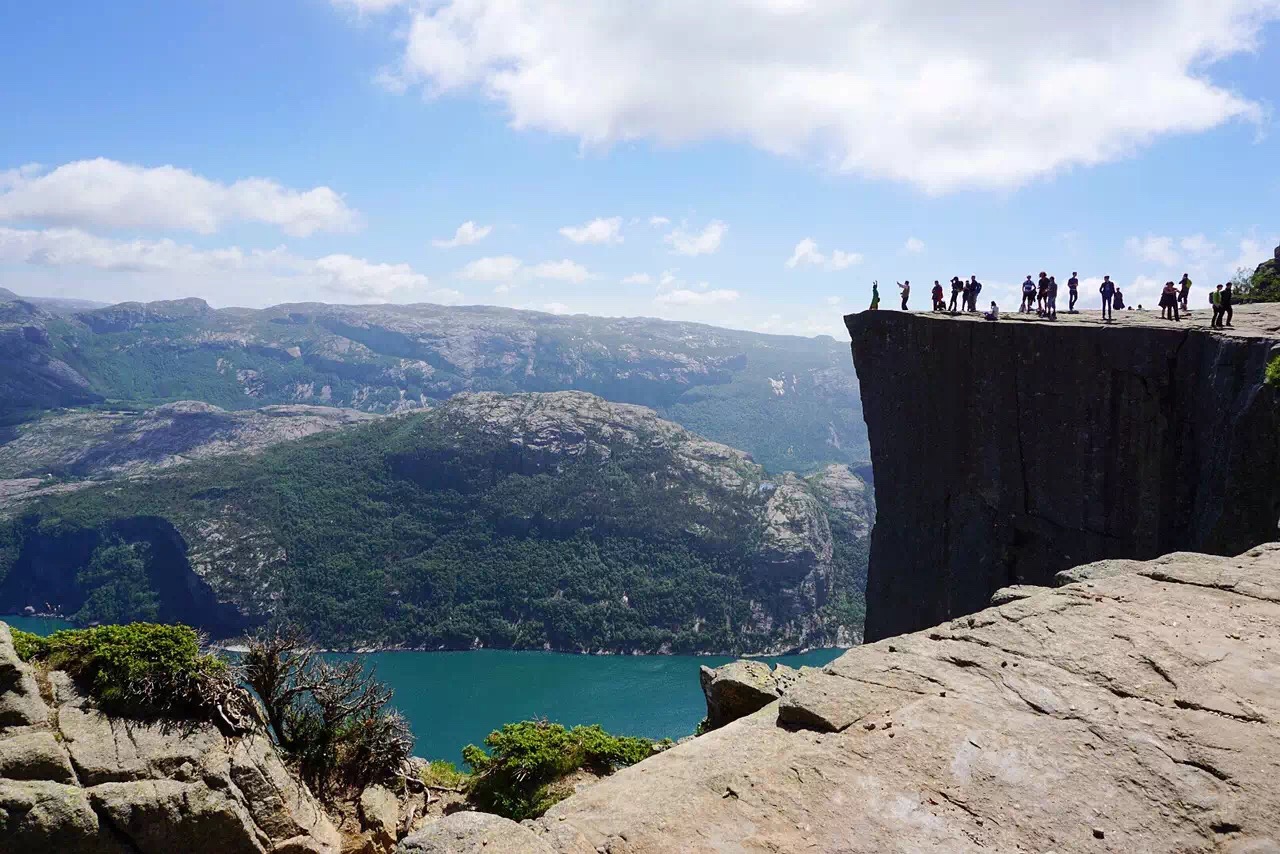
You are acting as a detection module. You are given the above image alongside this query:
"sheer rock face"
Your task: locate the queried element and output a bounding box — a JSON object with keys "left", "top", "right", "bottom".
{"left": 521, "top": 544, "right": 1280, "bottom": 853}
{"left": 846, "top": 306, "right": 1280, "bottom": 641}
{"left": 0, "top": 623, "right": 340, "bottom": 854}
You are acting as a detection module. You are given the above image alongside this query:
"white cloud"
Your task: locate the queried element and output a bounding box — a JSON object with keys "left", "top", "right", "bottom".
{"left": 655, "top": 288, "right": 740, "bottom": 306}
{"left": 648, "top": 216, "right": 670, "bottom": 227}
{"left": 364, "top": 1, "right": 1279, "bottom": 192}
{"left": 1126, "top": 234, "right": 1180, "bottom": 267}
{"left": 432, "top": 220, "right": 492, "bottom": 248}
{"left": 622, "top": 273, "right": 653, "bottom": 285}
{"left": 0, "top": 225, "right": 451, "bottom": 303}
{"left": 542, "top": 302, "right": 570, "bottom": 314}
{"left": 904, "top": 237, "right": 926, "bottom": 254}
{"left": 786, "top": 237, "right": 862, "bottom": 271}
{"left": 559, "top": 216, "right": 623, "bottom": 244}
{"left": 665, "top": 220, "right": 728, "bottom": 256}
{"left": 825, "top": 295, "right": 841, "bottom": 306}
{"left": 332, "top": 0, "right": 405, "bottom": 13}
{"left": 1179, "top": 233, "right": 1220, "bottom": 261}
{"left": 529, "top": 259, "right": 592, "bottom": 283}
{"left": 1230, "top": 238, "right": 1265, "bottom": 274}
{"left": 459, "top": 255, "right": 524, "bottom": 281}
{"left": 0, "top": 159, "right": 358, "bottom": 236}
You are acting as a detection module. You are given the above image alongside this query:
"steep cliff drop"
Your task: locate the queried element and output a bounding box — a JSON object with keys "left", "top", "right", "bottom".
{"left": 847, "top": 305, "right": 1280, "bottom": 641}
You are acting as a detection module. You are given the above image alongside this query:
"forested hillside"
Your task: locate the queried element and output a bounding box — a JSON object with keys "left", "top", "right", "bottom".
{"left": 0, "top": 393, "right": 870, "bottom": 654}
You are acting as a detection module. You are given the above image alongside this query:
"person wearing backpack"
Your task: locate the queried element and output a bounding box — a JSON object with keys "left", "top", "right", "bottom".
{"left": 1178, "top": 273, "right": 1192, "bottom": 312}
{"left": 1210, "top": 284, "right": 1223, "bottom": 327}
{"left": 969, "top": 276, "right": 983, "bottom": 312}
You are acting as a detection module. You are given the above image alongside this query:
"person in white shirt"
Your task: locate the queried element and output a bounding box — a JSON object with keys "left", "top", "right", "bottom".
{"left": 897, "top": 280, "right": 910, "bottom": 311}
{"left": 983, "top": 301, "right": 999, "bottom": 321}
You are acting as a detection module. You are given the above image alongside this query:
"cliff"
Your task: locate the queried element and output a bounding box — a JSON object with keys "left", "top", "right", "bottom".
{"left": 397, "top": 543, "right": 1280, "bottom": 853}
{"left": 846, "top": 305, "right": 1280, "bottom": 641}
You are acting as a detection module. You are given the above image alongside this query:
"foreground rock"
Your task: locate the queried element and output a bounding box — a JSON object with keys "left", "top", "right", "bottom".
{"left": 847, "top": 303, "right": 1280, "bottom": 641}
{"left": 0, "top": 624, "right": 340, "bottom": 854}
{"left": 519, "top": 544, "right": 1280, "bottom": 852}
{"left": 396, "top": 812, "right": 555, "bottom": 854}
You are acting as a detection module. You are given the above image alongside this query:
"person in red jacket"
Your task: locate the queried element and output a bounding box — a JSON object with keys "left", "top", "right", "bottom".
{"left": 931, "top": 280, "right": 944, "bottom": 311}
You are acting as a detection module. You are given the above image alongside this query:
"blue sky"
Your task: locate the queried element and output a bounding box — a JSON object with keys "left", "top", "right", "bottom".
{"left": 1, "top": 1, "right": 1278, "bottom": 337}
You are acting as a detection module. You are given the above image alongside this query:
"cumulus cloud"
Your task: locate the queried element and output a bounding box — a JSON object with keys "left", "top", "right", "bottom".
{"left": 459, "top": 255, "right": 524, "bottom": 281}
{"left": 665, "top": 220, "right": 727, "bottom": 256}
{"left": 654, "top": 288, "right": 740, "bottom": 306}
{"left": 904, "top": 237, "right": 926, "bottom": 254}
{"left": 0, "top": 159, "right": 358, "bottom": 236}
{"left": 622, "top": 273, "right": 653, "bottom": 285}
{"left": 432, "top": 220, "right": 492, "bottom": 248}
{"left": 648, "top": 216, "right": 670, "bottom": 227}
{"left": 786, "top": 238, "right": 862, "bottom": 271}
{"left": 1126, "top": 234, "right": 1180, "bottom": 267}
{"left": 0, "top": 226, "right": 450, "bottom": 302}
{"left": 529, "top": 259, "right": 592, "bottom": 283}
{"left": 559, "top": 216, "right": 623, "bottom": 244}
{"left": 364, "top": 1, "right": 1279, "bottom": 192}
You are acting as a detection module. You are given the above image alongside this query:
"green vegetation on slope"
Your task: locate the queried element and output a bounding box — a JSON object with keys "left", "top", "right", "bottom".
{"left": 462, "top": 720, "right": 658, "bottom": 820}
{"left": 1, "top": 402, "right": 866, "bottom": 653}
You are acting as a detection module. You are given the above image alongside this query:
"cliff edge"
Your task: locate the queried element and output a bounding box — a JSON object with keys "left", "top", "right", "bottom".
{"left": 400, "top": 543, "right": 1280, "bottom": 853}
{"left": 847, "top": 305, "right": 1280, "bottom": 640}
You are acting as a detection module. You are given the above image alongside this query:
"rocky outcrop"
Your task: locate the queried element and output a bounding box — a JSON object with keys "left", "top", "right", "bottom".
{"left": 515, "top": 543, "right": 1280, "bottom": 852}
{"left": 0, "top": 623, "right": 340, "bottom": 854}
{"left": 698, "top": 660, "right": 799, "bottom": 730}
{"left": 847, "top": 305, "right": 1280, "bottom": 641}
{"left": 0, "top": 401, "right": 378, "bottom": 499}
{"left": 395, "top": 812, "right": 555, "bottom": 854}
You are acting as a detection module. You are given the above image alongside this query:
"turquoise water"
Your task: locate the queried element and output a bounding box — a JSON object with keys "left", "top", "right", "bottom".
{"left": 6, "top": 615, "right": 843, "bottom": 763}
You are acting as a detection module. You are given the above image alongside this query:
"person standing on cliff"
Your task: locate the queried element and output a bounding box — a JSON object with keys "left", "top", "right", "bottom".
{"left": 1210, "top": 284, "right": 1224, "bottom": 327}
{"left": 869, "top": 280, "right": 881, "bottom": 311}
{"left": 1179, "top": 273, "right": 1192, "bottom": 312}
{"left": 1068, "top": 272, "right": 1080, "bottom": 313}
{"left": 931, "top": 280, "right": 945, "bottom": 311}
{"left": 1100, "top": 276, "right": 1116, "bottom": 320}
{"left": 949, "top": 277, "right": 962, "bottom": 312}
{"left": 1221, "top": 280, "right": 1234, "bottom": 327}
{"left": 1036, "top": 272, "right": 1050, "bottom": 316}
{"left": 1021, "top": 275, "right": 1035, "bottom": 313}
{"left": 1046, "top": 275, "right": 1059, "bottom": 319}
{"left": 969, "top": 276, "right": 983, "bottom": 312}
{"left": 897, "top": 280, "right": 910, "bottom": 311}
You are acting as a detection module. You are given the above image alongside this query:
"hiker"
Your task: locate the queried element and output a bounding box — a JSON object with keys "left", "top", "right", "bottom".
{"left": 1178, "top": 273, "right": 1192, "bottom": 312}
{"left": 931, "top": 280, "right": 945, "bottom": 311}
{"left": 869, "top": 280, "right": 880, "bottom": 311}
{"left": 898, "top": 280, "right": 910, "bottom": 311}
{"left": 949, "top": 277, "right": 962, "bottom": 312}
{"left": 1221, "top": 280, "right": 1234, "bottom": 327}
{"left": 1100, "top": 276, "right": 1116, "bottom": 320}
{"left": 984, "top": 301, "right": 999, "bottom": 321}
{"left": 1021, "top": 275, "right": 1035, "bottom": 312}
{"left": 969, "top": 276, "right": 983, "bottom": 312}
{"left": 1113, "top": 288, "right": 1125, "bottom": 310}
{"left": 1159, "top": 281, "right": 1180, "bottom": 321}
{"left": 1046, "top": 275, "right": 1059, "bottom": 319}
{"left": 1210, "top": 284, "right": 1224, "bottom": 327}
{"left": 1037, "top": 272, "right": 1050, "bottom": 315}
{"left": 1068, "top": 272, "right": 1080, "bottom": 313}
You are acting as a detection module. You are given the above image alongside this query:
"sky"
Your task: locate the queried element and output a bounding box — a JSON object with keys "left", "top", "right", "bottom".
{"left": 1, "top": 1, "right": 1278, "bottom": 339}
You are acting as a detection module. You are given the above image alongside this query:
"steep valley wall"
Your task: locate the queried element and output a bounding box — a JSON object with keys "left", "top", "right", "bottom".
{"left": 847, "top": 306, "right": 1280, "bottom": 641}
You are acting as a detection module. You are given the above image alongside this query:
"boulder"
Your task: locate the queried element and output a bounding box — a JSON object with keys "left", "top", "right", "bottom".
{"left": 358, "top": 784, "right": 400, "bottom": 852}
{"left": 0, "top": 624, "right": 48, "bottom": 728}
{"left": 698, "top": 660, "right": 797, "bottom": 729}
{"left": 394, "top": 811, "right": 555, "bottom": 854}
{"left": 987, "top": 584, "right": 1043, "bottom": 605}
{"left": 0, "top": 778, "right": 128, "bottom": 853}
{"left": 0, "top": 729, "right": 76, "bottom": 782}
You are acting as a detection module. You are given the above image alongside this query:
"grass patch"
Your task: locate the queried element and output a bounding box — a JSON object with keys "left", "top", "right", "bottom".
{"left": 11, "top": 628, "right": 49, "bottom": 662}
{"left": 419, "top": 759, "right": 470, "bottom": 791}
{"left": 1266, "top": 353, "right": 1280, "bottom": 387}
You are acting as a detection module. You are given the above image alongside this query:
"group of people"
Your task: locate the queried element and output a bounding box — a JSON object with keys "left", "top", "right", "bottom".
{"left": 868, "top": 270, "right": 1236, "bottom": 327}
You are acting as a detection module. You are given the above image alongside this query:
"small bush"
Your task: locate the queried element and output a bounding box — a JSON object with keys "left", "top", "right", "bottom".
{"left": 26, "top": 623, "right": 233, "bottom": 720}
{"left": 463, "top": 721, "right": 655, "bottom": 820}
{"left": 1266, "top": 353, "right": 1280, "bottom": 387}
{"left": 420, "top": 759, "right": 469, "bottom": 790}
{"left": 11, "top": 629, "right": 48, "bottom": 662}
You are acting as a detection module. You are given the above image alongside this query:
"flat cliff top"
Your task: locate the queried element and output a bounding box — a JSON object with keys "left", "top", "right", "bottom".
{"left": 525, "top": 544, "right": 1280, "bottom": 853}
{"left": 846, "top": 302, "right": 1280, "bottom": 340}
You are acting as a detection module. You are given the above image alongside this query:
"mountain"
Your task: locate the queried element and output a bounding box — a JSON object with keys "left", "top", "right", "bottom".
{"left": 0, "top": 293, "right": 866, "bottom": 474}
{"left": 0, "top": 392, "right": 870, "bottom": 653}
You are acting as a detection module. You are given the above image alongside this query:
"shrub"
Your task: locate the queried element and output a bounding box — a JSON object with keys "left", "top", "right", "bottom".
{"left": 1267, "top": 353, "right": 1280, "bottom": 388}
{"left": 420, "top": 759, "right": 469, "bottom": 790}
{"left": 23, "top": 623, "right": 236, "bottom": 721}
{"left": 463, "top": 721, "right": 655, "bottom": 820}
{"left": 10, "top": 628, "right": 48, "bottom": 662}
